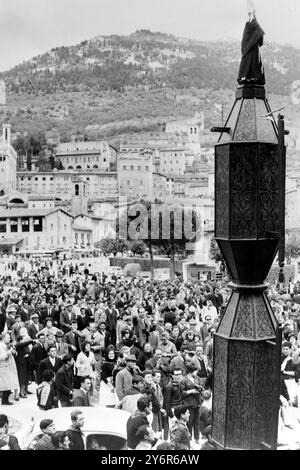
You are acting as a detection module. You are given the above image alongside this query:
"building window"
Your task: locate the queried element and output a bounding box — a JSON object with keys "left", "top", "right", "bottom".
{"left": 2, "top": 156, "right": 5, "bottom": 162}
{"left": 75, "top": 184, "right": 79, "bottom": 196}
{"left": 10, "top": 218, "right": 18, "bottom": 233}
{"left": 138, "top": 165, "right": 141, "bottom": 171}
{"left": 145, "top": 165, "right": 149, "bottom": 171}
{"left": 63, "top": 236, "right": 66, "bottom": 244}
{"left": 130, "top": 166, "right": 134, "bottom": 171}
{"left": 42, "top": 177, "right": 46, "bottom": 181}
{"left": 33, "top": 217, "right": 43, "bottom": 232}
{"left": 51, "top": 224, "right": 54, "bottom": 230}
{"left": 0, "top": 218, "right": 6, "bottom": 233}
{"left": 81, "top": 233, "right": 84, "bottom": 243}
{"left": 75, "top": 233, "right": 78, "bottom": 244}
{"left": 27, "top": 177, "right": 31, "bottom": 181}
{"left": 51, "top": 237, "right": 54, "bottom": 246}
{"left": 21, "top": 218, "right": 29, "bottom": 232}
{"left": 123, "top": 165, "right": 126, "bottom": 170}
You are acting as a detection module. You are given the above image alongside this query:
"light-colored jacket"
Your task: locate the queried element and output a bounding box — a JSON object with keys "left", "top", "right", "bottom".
{"left": 75, "top": 351, "right": 96, "bottom": 377}
{"left": 0, "top": 341, "right": 19, "bottom": 392}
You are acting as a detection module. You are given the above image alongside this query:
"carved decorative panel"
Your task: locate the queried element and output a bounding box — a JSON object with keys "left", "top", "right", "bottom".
{"left": 258, "top": 145, "right": 281, "bottom": 238}
{"left": 255, "top": 295, "right": 276, "bottom": 338}
{"left": 215, "top": 146, "right": 229, "bottom": 238}
{"left": 212, "top": 336, "right": 228, "bottom": 447}
{"left": 231, "top": 295, "right": 255, "bottom": 338}
{"left": 230, "top": 145, "right": 257, "bottom": 238}
{"left": 227, "top": 342, "right": 254, "bottom": 448}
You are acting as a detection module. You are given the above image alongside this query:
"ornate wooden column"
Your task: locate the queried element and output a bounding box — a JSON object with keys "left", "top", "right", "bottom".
{"left": 211, "top": 82, "right": 286, "bottom": 449}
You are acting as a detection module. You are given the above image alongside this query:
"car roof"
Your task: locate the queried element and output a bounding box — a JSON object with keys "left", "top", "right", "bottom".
{"left": 36, "top": 407, "right": 130, "bottom": 436}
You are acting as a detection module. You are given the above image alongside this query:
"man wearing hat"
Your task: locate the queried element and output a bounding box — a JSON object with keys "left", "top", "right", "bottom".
{"left": 26, "top": 313, "right": 43, "bottom": 340}
{"left": 158, "top": 331, "right": 177, "bottom": 357}
{"left": 60, "top": 300, "right": 76, "bottom": 334}
{"left": 115, "top": 354, "right": 138, "bottom": 401}
{"left": 55, "top": 330, "right": 69, "bottom": 359}
{"left": 5, "top": 304, "right": 17, "bottom": 331}
{"left": 35, "top": 419, "right": 56, "bottom": 450}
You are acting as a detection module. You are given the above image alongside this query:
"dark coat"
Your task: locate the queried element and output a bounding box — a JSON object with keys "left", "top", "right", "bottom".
{"left": 67, "top": 426, "right": 85, "bottom": 450}
{"left": 26, "top": 322, "right": 44, "bottom": 340}
{"left": 55, "top": 364, "right": 74, "bottom": 404}
{"left": 37, "top": 356, "right": 62, "bottom": 384}
{"left": 30, "top": 342, "right": 48, "bottom": 371}
{"left": 73, "top": 388, "right": 91, "bottom": 407}
{"left": 105, "top": 308, "right": 118, "bottom": 331}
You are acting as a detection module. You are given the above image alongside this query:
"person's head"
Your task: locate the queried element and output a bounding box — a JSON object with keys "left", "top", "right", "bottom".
{"left": 45, "top": 317, "right": 53, "bottom": 328}
{"left": 202, "top": 389, "right": 212, "bottom": 401}
{"left": 0, "top": 415, "right": 9, "bottom": 435}
{"left": 48, "top": 345, "right": 57, "bottom": 359}
{"left": 172, "top": 325, "right": 180, "bottom": 337}
{"left": 80, "top": 376, "right": 92, "bottom": 392}
{"left": 31, "top": 313, "right": 39, "bottom": 323}
{"left": 172, "top": 367, "right": 183, "bottom": 383}
{"left": 125, "top": 354, "right": 137, "bottom": 371}
{"left": 205, "top": 315, "right": 212, "bottom": 324}
{"left": 174, "top": 405, "right": 190, "bottom": 423}
{"left": 288, "top": 333, "right": 297, "bottom": 344}
{"left": 56, "top": 332, "right": 64, "bottom": 342}
{"left": 282, "top": 341, "right": 291, "bottom": 357}
{"left": 1, "top": 332, "right": 11, "bottom": 345}
{"left": 99, "top": 321, "right": 106, "bottom": 332}
{"left": 40, "top": 419, "right": 56, "bottom": 436}
{"left": 51, "top": 431, "right": 70, "bottom": 450}
{"left": 144, "top": 343, "right": 152, "bottom": 354}
{"left": 143, "top": 370, "right": 153, "bottom": 386}
{"left": 133, "top": 376, "right": 145, "bottom": 393}
{"left": 63, "top": 354, "right": 74, "bottom": 368}
{"left": 38, "top": 333, "right": 46, "bottom": 344}
{"left": 186, "top": 330, "right": 195, "bottom": 341}
{"left": 161, "top": 331, "right": 169, "bottom": 344}
{"left": 71, "top": 410, "right": 85, "bottom": 429}
{"left": 152, "top": 369, "right": 161, "bottom": 384}
{"left": 82, "top": 341, "right": 91, "bottom": 353}
{"left": 70, "top": 320, "right": 78, "bottom": 331}
{"left": 186, "top": 365, "right": 198, "bottom": 377}
{"left": 156, "top": 441, "right": 174, "bottom": 450}
{"left": 107, "top": 348, "right": 116, "bottom": 361}
{"left": 137, "top": 396, "right": 152, "bottom": 415}
{"left": 154, "top": 348, "right": 162, "bottom": 361}
{"left": 136, "top": 425, "right": 155, "bottom": 443}
{"left": 195, "top": 343, "right": 204, "bottom": 356}
{"left": 42, "top": 369, "right": 55, "bottom": 384}
{"left": 15, "top": 313, "right": 21, "bottom": 323}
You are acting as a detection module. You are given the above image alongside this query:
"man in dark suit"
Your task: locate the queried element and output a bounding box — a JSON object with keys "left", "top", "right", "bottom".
{"left": 55, "top": 355, "right": 74, "bottom": 407}
{"left": 73, "top": 376, "right": 92, "bottom": 407}
{"left": 64, "top": 320, "right": 84, "bottom": 358}
{"left": 37, "top": 344, "right": 62, "bottom": 384}
{"left": 26, "top": 312, "right": 44, "bottom": 339}
{"left": 106, "top": 300, "right": 118, "bottom": 346}
{"left": 60, "top": 301, "right": 76, "bottom": 334}
{"left": 30, "top": 332, "right": 48, "bottom": 382}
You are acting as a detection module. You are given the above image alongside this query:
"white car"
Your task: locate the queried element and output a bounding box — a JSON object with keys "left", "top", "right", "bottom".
{"left": 5, "top": 406, "right": 130, "bottom": 450}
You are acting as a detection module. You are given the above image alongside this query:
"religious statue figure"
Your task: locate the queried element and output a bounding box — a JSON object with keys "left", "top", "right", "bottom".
{"left": 237, "top": 1, "right": 265, "bottom": 86}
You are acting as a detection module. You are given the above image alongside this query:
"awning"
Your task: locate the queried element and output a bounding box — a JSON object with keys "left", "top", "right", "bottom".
{"left": 0, "top": 237, "right": 24, "bottom": 246}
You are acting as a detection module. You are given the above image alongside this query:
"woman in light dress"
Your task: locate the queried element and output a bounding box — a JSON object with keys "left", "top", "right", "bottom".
{"left": 76, "top": 341, "right": 96, "bottom": 396}
{"left": 99, "top": 347, "right": 117, "bottom": 406}
{"left": 0, "top": 332, "right": 19, "bottom": 404}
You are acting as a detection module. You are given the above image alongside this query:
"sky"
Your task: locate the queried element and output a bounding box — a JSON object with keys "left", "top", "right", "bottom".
{"left": 0, "top": 0, "right": 299, "bottom": 71}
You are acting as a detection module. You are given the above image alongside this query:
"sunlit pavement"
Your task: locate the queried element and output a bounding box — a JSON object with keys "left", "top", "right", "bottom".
{"left": 1, "top": 382, "right": 300, "bottom": 450}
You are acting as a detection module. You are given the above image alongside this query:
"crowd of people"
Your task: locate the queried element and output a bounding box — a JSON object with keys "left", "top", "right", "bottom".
{"left": 0, "top": 255, "right": 300, "bottom": 450}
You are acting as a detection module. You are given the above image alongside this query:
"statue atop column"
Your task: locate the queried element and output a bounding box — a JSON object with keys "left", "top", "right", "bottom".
{"left": 237, "top": 1, "right": 265, "bottom": 85}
